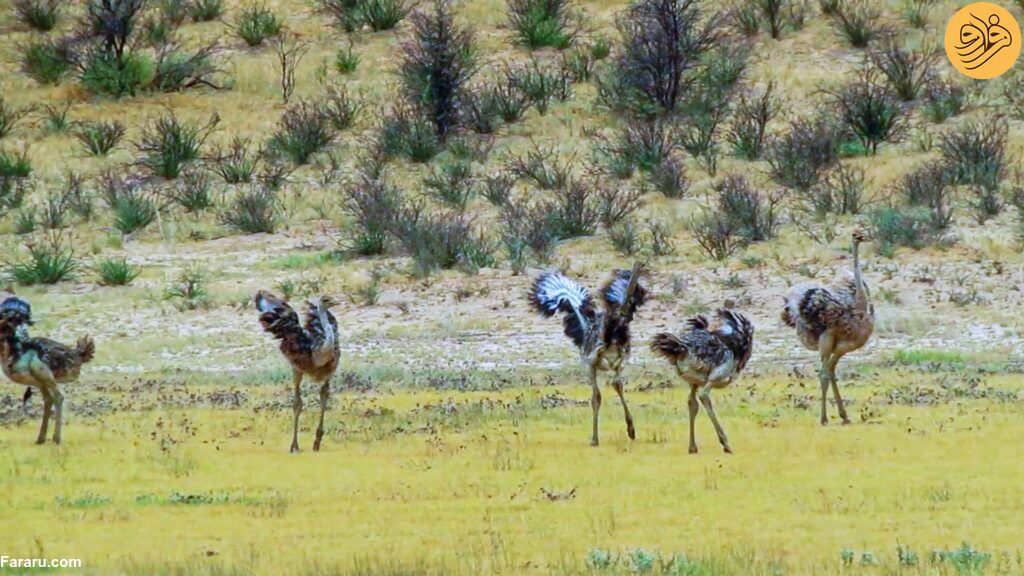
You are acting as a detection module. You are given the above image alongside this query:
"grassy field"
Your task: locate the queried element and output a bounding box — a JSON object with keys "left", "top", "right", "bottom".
{"left": 2, "top": 369, "right": 1024, "bottom": 575}
{"left": 2, "top": 0, "right": 1024, "bottom": 571}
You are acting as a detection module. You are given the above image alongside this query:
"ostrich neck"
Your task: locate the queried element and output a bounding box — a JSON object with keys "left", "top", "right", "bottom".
{"left": 852, "top": 240, "right": 869, "bottom": 311}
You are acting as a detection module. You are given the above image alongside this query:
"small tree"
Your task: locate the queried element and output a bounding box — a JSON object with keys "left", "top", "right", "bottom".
{"left": 272, "top": 32, "right": 308, "bottom": 104}
{"left": 823, "top": 65, "right": 906, "bottom": 155}
{"left": 398, "top": 0, "right": 478, "bottom": 142}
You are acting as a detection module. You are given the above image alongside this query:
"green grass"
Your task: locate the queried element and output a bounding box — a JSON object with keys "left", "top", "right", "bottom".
{"left": 891, "top": 349, "right": 965, "bottom": 366}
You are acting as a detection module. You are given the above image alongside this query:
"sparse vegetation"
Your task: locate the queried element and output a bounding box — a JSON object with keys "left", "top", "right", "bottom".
{"left": 234, "top": 2, "right": 282, "bottom": 46}
{"left": 95, "top": 257, "right": 141, "bottom": 285}
{"left": 76, "top": 120, "right": 126, "bottom": 156}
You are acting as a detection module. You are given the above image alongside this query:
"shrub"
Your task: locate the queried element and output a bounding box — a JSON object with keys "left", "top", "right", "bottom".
{"left": 140, "top": 13, "right": 176, "bottom": 47}
{"left": 894, "top": 161, "right": 953, "bottom": 230}
{"left": 596, "top": 182, "right": 644, "bottom": 228}
{"left": 13, "top": 0, "right": 63, "bottom": 31}
{"left": 234, "top": 3, "right": 282, "bottom": 46}
{"left": 604, "top": 0, "right": 719, "bottom": 115}
{"left": 152, "top": 43, "right": 225, "bottom": 92}
{"left": 423, "top": 159, "right": 476, "bottom": 210}
{"left": 765, "top": 117, "right": 842, "bottom": 192}
{"left": 824, "top": 65, "right": 906, "bottom": 154}
{"left": 135, "top": 112, "right": 219, "bottom": 179}
{"left": 902, "top": 0, "right": 932, "bottom": 28}
{"left": 211, "top": 137, "right": 260, "bottom": 184}
{"left": 335, "top": 42, "right": 360, "bottom": 74}
{"left": 689, "top": 211, "right": 741, "bottom": 261}
{"left": 377, "top": 105, "right": 443, "bottom": 162}
{"left": 393, "top": 208, "right": 496, "bottom": 275}
{"left": 729, "top": 2, "right": 760, "bottom": 37}
{"left": 21, "top": 39, "right": 74, "bottom": 84}
{"left": 359, "top": 0, "right": 414, "bottom": 31}
{"left": 482, "top": 173, "right": 514, "bottom": 206}
{"left": 75, "top": 120, "right": 125, "bottom": 156}
{"left": 320, "top": 84, "right": 364, "bottom": 131}
{"left": 727, "top": 81, "right": 781, "bottom": 160}
{"left": 6, "top": 233, "right": 79, "bottom": 285}
{"left": 257, "top": 157, "right": 293, "bottom": 190}
{"left": 505, "top": 144, "right": 574, "bottom": 190}
{"left": 518, "top": 58, "right": 572, "bottom": 115}
{"left": 317, "top": 0, "right": 362, "bottom": 31}
{"left": 0, "top": 98, "right": 33, "bottom": 140}
{"left": 757, "top": 0, "right": 788, "bottom": 39}
{"left": 593, "top": 117, "right": 677, "bottom": 177}
{"left": 268, "top": 101, "right": 333, "bottom": 165}
{"left": 609, "top": 220, "right": 643, "bottom": 256}
{"left": 712, "top": 175, "right": 781, "bottom": 242}
{"left": 870, "top": 38, "right": 938, "bottom": 101}
{"left": 15, "top": 208, "right": 38, "bottom": 235}
{"left": 159, "top": 0, "right": 190, "bottom": 25}
{"left": 0, "top": 176, "right": 31, "bottom": 214}
{"left": 803, "top": 163, "right": 868, "bottom": 216}
{"left": 190, "top": 0, "right": 223, "bottom": 21}
{"left": 0, "top": 148, "right": 32, "bottom": 178}
{"left": 870, "top": 206, "right": 932, "bottom": 254}
{"left": 164, "top": 169, "right": 215, "bottom": 212}
{"left": 922, "top": 79, "right": 966, "bottom": 123}
{"left": 499, "top": 199, "right": 560, "bottom": 268}
{"left": 491, "top": 63, "right": 532, "bottom": 123}
{"left": 675, "top": 45, "right": 748, "bottom": 173}
{"left": 96, "top": 257, "right": 141, "bottom": 285}
{"left": 165, "top": 265, "right": 211, "bottom": 310}
{"left": 39, "top": 103, "right": 73, "bottom": 134}
{"left": 507, "top": 0, "right": 582, "bottom": 49}
{"left": 398, "top": 0, "right": 478, "bottom": 142}
{"left": 99, "top": 171, "right": 158, "bottom": 234}
{"left": 560, "top": 48, "right": 593, "bottom": 83}
{"left": 463, "top": 88, "right": 501, "bottom": 134}
{"left": 272, "top": 32, "right": 308, "bottom": 104}
{"left": 829, "top": 0, "right": 881, "bottom": 48}
{"left": 220, "top": 186, "right": 280, "bottom": 233}
{"left": 59, "top": 172, "right": 93, "bottom": 221}
{"left": 79, "top": 50, "right": 154, "bottom": 97}
{"left": 647, "top": 219, "right": 676, "bottom": 256}
{"left": 938, "top": 116, "right": 1007, "bottom": 192}
{"left": 646, "top": 155, "right": 689, "bottom": 198}
{"left": 338, "top": 160, "right": 402, "bottom": 256}
{"left": 548, "top": 180, "right": 598, "bottom": 238}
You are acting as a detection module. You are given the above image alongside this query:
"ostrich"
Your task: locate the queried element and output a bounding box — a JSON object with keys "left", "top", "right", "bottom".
{"left": 781, "top": 230, "right": 875, "bottom": 425}
{"left": 650, "top": 307, "right": 754, "bottom": 454}
{"left": 0, "top": 297, "right": 95, "bottom": 445}
{"left": 529, "top": 263, "right": 648, "bottom": 446}
{"left": 254, "top": 291, "right": 340, "bottom": 453}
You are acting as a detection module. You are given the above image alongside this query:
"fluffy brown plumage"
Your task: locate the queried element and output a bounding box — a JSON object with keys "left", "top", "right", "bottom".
{"left": 0, "top": 297, "right": 94, "bottom": 445}
{"left": 255, "top": 291, "right": 340, "bottom": 452}
{"left": 651, "top": 308, "right": 754, "bottom": 454}
{"left": 528, "top": 264, "right": 648, "bottom": 446}
{"left": 781, "top": 230, "right": 875, "bottom": 425}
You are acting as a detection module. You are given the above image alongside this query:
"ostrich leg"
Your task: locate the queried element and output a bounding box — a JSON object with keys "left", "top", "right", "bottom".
{"left": 817, "top": 332, "right": 836, "bottom": 425}
{"left": 35, "top": 389, "right": 52, "bottom": 445}
{"left": 589, "top": 367, "right": 601, "bottom": 447}
{"left": 610, "top": 370, "right": 635, "bottom": 440}
{"left": 687, "top": 385, "right": 700, "bottom": 454}
{"left": 698, "top": 384, "right": 732, "bottom": 454}
{"left": 313, "top": 379, "right": 331, "bottom": 452}
{"left": 828, "top": 353, "right": 850, "bottom": 424}
{"left": 290, "top": 369, "right": 303, "bottom": 453}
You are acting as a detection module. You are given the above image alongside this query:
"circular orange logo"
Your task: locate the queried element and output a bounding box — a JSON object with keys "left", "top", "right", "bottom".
{"left": 945, "top": 2, "right": 1021, "bottom": 79}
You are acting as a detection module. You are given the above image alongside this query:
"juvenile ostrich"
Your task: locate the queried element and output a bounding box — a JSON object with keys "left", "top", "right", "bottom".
{"left": 651, "top": 307, "right": 754, "bottom": 454}
{"left": 782, "top": 230, "right": 875, "bottom": 425}
{"left": 0, "top": 297, "right": 95, "bottom": 445}
{"left": 254, "top": 291, "right": 340, "bottom": 453}
{"left": 529, "top": 263, "right": 648, "bottom": 446}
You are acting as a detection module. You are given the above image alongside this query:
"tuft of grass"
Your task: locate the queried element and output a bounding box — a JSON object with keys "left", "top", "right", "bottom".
{"left": 0, "top": 147, "right": 32, "bottom": 178}
{"left": 189, "top": 0, "right": 224, "bottom": 21}
{"left": 38, "top": 103, "right": 73, "bottom": 134}
{"left": 892, "top": 349, "right": 963, "bottom": 365}
{"left": 335, "top": 42, "right": 361, "bottom": 74}
{"left": 6, "top": 233, "right": 79, "bottom": 285}
{"left": 95, "top": 257, "right": 141, "bottom": 286}
{"left": 220, "top": 186, "right": 281, "bottom": 234}
{"left": 268, "top": 101, "right": 334, "bottom": 165}
{"left": 234, "top": 3, "right": 283, "bottom": 47}
{"left": 134, "top": 112, "right": 219, "bottom": 179}
{"left": 21, "top": 39, "right": 74, "bottom": 85}
{"left": 507, "top": 0, "right": 582, "bottom": 50}
{"left": 75, "top": 120, "right": 126, "bottom": 156}
{"left": 164, "top": 265, "right": 212, "bottom": 310}
{"left": 13, "top": 0, "right": 63, "bottom": 31}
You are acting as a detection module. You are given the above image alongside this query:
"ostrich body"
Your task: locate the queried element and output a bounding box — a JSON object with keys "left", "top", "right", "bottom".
{"left": 651, "top": 308, "right": 754, "bottom": 454}
{"left": 255, "top": 291, "right": 340, "bottom": 452}
{"left": 782, "top": 231, "right": 875, "bottom": 425}
{"left": 0, "top": 297, "right": 94, "bottom": 445}
{"left": 529, "top": 263, "right": 648, "bottom": 446}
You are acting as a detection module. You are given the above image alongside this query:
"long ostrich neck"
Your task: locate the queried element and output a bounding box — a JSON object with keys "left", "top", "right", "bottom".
{"left": 852, "top": 239, "right": 869, "bottom": 311}
{"left": 311, "top": 304, "right": 335, "bottom": 365}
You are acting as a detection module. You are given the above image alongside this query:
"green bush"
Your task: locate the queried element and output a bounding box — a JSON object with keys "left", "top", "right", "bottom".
{"left": 268, "top": 101, "right": 334, "bottom": 165}
{"left": 0, "top": 148, "right": 32, "bottom": 178}
{"left": 6, "top": 234, "right": 79, "bottom": 285}
{"left": 134, "top": 112, "right": 219, "bottom": 179}
{"left": 21, "top": 40, "right": 74, "bottom": 85}
{"left": 869, "top": 206, "right": 933, "bottom": 255}
{"left": 13, "top": 0, "right": 63, "bottom": 31}
{"left": 334, "top": 43, "right": 360, "bottom": 74}
{"left": 220, "top": 186, "right": 281, "bottom": 233}
{"left": 359, "top": 0, "right": 414, "bottom": 31}
{"left": 507, "top": 0, "right": 582, "bottom": 49}
{"left": 75, "top": 120, "right": 126, "bottom": 156}
{"left": 190, "top": 0, "right": 224, "bottom": 21}
{"left": 96, "top": 257, "right": 141, "bottom": 286}
{"left": 79, "top": 51, "right": 154, "bottom": 97}
{"left": 234, "top": 3, "right": 282, "bottom": 46}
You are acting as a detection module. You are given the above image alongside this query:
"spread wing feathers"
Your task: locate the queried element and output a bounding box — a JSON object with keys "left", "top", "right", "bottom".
{"left": 255, "top": 291, "right": 303, "bottom": 341}
{"left": 782, "top": 276, "right": 863, "bottom": 341}
{"left": 600, "top": 269, "right": 648, "bottom": 319}
{"left": 529, "top": 271, "right": 594, "bottom": 348}
{"left": 652, "top": 309, "right": 755, "bottom": 373}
